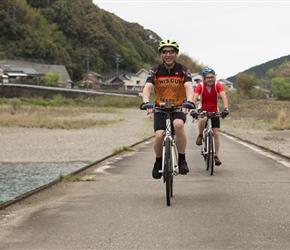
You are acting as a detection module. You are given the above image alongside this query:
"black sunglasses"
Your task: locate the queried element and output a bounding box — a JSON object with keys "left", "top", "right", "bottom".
{"left": 161, "top": 50, "right": 176, "bottom": 55}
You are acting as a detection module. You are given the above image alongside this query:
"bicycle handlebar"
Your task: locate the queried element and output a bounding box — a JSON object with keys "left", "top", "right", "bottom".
{"left": 190, "top": 111, "right": 223, "bottom": 119}
{"left": 140, "top": 102, "right": 194, "bottom": 112}
{"left": 199, "top": 111, "right": 222, "bottom": 118}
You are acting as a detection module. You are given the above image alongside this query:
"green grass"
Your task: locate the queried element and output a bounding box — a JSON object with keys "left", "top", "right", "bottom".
{"left": 0, "top": 95, "right": 142, "bottom": 129}
{"left": 1, "top": 93, "right": 289, "bottom": 131}
{"left": 0, "top": 94, "right": 142, "bottom": 108}
{"left": 59, "top": 174, "right": 81, "bottom": 181}
{"left": 222, "top": 93, "right": 290, "bottom": 131}
{"left": 113, "top": 146, "right": 135, "bottom": 154}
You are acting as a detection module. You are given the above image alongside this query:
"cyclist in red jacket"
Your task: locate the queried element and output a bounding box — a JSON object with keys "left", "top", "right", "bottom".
{"left": 192, "top": 67, "right": 229, "bottom": 166}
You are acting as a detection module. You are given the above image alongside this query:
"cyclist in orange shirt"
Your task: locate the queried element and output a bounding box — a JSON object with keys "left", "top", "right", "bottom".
{"left": 141, "top": 39, "right": 194, "bottom": 179}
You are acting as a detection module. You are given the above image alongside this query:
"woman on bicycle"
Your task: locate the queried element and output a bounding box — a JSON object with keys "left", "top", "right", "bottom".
{"left": 192, "top": 67, "right": 229, "bottom": 166}
{"left": 141, "top": 39, "right": 194, "bottom": 179}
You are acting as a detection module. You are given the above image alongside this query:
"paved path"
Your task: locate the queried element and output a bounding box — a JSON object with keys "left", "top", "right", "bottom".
{"left": 1, "top": 121, "right": 290, "bottom": 249}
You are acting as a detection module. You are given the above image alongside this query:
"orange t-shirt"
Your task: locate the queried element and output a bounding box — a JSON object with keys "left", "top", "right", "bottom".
{"left": 146, "top": 62, "right": 192, "bottom": 106}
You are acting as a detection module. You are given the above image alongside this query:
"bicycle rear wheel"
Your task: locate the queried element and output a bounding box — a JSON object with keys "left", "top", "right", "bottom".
{"left": 208, "top": 131, "right": 214, "bottom": 175}
{"left": 165, "top": 137, "right": 172, "bottom": 206}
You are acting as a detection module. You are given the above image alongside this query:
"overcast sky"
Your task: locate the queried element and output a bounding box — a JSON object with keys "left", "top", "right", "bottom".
{"left": 95, "top": 1, "right": 290, "bottom": 79}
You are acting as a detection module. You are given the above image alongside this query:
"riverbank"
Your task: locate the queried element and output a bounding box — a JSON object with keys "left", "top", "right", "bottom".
{"left": 0, "top": 109, "right": 289, "bottom": 163}
{"left": 0, "top": 109, "right": 153, "bottom": 163}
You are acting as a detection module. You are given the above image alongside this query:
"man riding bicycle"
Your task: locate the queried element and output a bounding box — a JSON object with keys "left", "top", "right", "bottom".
{"left": 191, "top": 67, "right": 229, "bottom": 166}
{"left": 141, "top": 39, "right": 194, "bottom": 179}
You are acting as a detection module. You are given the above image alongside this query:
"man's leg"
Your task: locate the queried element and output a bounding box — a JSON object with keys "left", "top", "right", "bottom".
{"left": 152, "top": 130, "right": 164, "bottom": 179}
{"left": 213, "top": 127, "right": 221, "bottom": 166}
{"left": 173, "top": 119, "right": 189, "bottom": 174}
{"left": 196, "top": 117, "right": 207, "bottom": 145}
{"left": 173, "top": 119, "right": 186, "bottom": 154}
{"left": 154, "top": 130, "right": 164, "bottom": 157}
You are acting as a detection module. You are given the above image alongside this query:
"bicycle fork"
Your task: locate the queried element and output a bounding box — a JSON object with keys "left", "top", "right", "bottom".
{"left": 160, "top": 119, "right": 179, "bottom": 176}
{"left": 201, "top": 129, "right": 216, "bottom": 156}
{"left": 171, "top": 139, "right": 179, "bottom": 175}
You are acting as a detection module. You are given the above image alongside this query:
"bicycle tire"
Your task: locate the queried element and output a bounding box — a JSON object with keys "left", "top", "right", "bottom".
{"left": 208, "top": 131, "right": 214, "bottom": 175}
{"left": 204, "top": 134, "right": 209, "bottom": 171}
{"left": 165, "top": 137, "right": 172, "bottom": 206}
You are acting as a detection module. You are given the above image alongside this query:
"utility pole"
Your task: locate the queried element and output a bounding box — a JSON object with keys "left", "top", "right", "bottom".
{"left": 115, "top": 54, "right": 121, "bottom": 77}
{"left": 85, "top": 49, "right": 90, "bottom": 89}
{"left": 8, "top": 1, "right": 16, "bottom": 19}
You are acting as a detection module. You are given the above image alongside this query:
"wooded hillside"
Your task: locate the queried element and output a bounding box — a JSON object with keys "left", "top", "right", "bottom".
{"left": 0, "top": 0, "right": 162, "bottom": 81}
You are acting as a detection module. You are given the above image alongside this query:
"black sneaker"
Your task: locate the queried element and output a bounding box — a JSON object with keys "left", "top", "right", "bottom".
{"left": 214, "top": 156, "right": 222, "bottom": 166}
{"left": 152, "top": 160, "right": 162, "bottom": 179}
{"left": 196, "top": 134, "right": 203, "bottom": 146}
{"left": 178, "top": 159, "right": 189, "bottom": 175}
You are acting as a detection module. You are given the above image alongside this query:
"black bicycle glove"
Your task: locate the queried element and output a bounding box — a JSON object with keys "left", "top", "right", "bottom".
{"left": 182, "top": 101, "right": 195, "bottom": 109}
{"left": 144, "top": 102, "right": 154, "bottom": 109}
{"left": 190, "top": 110, "right": 198, "bottom": 119}
{"left": 222, "top": 108, "right": 229, "bottom": 118}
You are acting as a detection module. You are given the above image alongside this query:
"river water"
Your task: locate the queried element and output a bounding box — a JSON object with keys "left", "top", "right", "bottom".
{"left": 0, "top": 162, "right": 89, "bottom": 204}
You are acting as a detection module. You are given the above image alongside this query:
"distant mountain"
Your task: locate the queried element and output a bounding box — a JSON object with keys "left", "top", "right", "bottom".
{"left": 227, "top": 54, "right": 290, "bottom": 83}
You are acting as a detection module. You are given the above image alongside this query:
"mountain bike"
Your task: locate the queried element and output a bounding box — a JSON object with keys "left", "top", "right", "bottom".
{"left": 141, "top": 102, "right": 190, "bottom": 206}
{"left": 192, "top": 111, "right": 222, "bottom": 176}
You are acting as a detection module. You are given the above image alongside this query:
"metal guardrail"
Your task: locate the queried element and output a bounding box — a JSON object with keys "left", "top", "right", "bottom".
{"left": 1, "top": 83, "right": 138, "bottom": 98}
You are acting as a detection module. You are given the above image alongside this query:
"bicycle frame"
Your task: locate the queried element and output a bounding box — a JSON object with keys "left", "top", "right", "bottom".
{"left": 160, "top": 113, "right": 179, "bottom": 176}
{"left": 155, "top": 104, "right": 182, "bottom": 206}
{"left": 199, "top": 112, "right": 221, "bottom": 175}
{"left": 201, "top": 115, "right": 216, "bottom": 157}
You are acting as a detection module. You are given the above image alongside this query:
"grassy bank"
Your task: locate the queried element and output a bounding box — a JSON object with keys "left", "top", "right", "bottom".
{"left": 0, "top": 93, "right": 289, "bottom": 130}
{"left": 222, "top": 92, "right": 290, "bottom": 130}
{"left": 0, "top": 94, "right": 142, "bottom": 129}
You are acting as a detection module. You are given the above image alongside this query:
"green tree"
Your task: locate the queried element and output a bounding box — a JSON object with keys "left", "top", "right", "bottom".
{"left": 271, "top": 77, "right": 290, "bottom": 100}
{"left": 267, "top": 60, "right": 290, "bottom": 78}
{"left": 177, "top": 53, "right": 205, "bottom": 73}
{"left": 27, "top": 0, "right": 50, "bottom": 9}
{"left": 44, "top": 72, "right": 61, "bottom": 86}
{"left": 236, "top": 72, "right": 259, "bottom": 98}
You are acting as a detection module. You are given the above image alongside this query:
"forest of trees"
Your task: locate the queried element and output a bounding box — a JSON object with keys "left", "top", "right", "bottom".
{"left": 0, "top": 0, "right": 204, "bottom": 81}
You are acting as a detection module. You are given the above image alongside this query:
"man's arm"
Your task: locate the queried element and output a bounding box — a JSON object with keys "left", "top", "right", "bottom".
{"left": 142, "top": 82, "right": 153, "bottom": 103}
{"left": 219, "top": 91, "right": 229, "bottom": 109}
{"left": 184, "top": 81, "right": 194, "bottom": 102}
{"left": 192, "top": 92, "right": 199, "bottom": 106}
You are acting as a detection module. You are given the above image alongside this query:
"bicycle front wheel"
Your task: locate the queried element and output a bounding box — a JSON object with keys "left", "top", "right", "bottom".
{"left": 165, "top": 137, "right": 172, "bottom": 206}
{"left": 208, "top": 131, "right": 214, "bottom": 175}
{"left": 204, "top": 134, "right": 209, "bottom": 171}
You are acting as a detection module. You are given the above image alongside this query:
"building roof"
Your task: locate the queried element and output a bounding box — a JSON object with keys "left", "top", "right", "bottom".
{"left": 1, "top": 65, "right": 39, "bottom": 76}
{"left": 219, "top": 79, "right": 235, "bottom": 86}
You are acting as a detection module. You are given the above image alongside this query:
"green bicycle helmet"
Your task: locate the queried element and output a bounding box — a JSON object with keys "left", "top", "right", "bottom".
{"left": 158, "top": 39, "right": 179, "bottom": 52}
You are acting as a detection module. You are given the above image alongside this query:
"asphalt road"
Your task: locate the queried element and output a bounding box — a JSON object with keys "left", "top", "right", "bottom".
{"left": 1, "top": 122, "right": 290, "bottom": 249}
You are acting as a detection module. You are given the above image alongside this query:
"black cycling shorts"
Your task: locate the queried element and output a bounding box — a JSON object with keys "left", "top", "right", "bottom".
{"left": 154, "top": 112, "right": 187, "bottom": 132}
{"left": 206, "top": 116, "right": 220, "bottom": 129}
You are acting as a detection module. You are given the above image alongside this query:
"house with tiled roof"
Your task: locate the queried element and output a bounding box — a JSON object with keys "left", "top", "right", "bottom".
{"left": 79, "top": 71, "right": 103, "bottom": 89}
{"left": 0, "top": 60, "right": 72, "bottom": 87}
{"left": 0, "top": 65, "right": 39, "bottom": 84}
{"left": 218, "top": 79, "right": 235, "bottom": 89}
{"left": 102, "top": 68, "right": 150, "bottom": 92}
